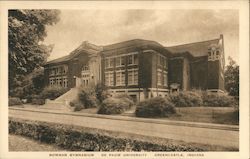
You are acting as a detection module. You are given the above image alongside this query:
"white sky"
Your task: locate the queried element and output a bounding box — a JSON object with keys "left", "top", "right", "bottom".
{"left": 44, "top": 9, "right": 239, "bottom": 65}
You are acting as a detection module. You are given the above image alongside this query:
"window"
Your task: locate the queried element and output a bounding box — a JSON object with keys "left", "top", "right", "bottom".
{"left": 216, "top": 51, "right": 220, "bottom": 55}
{"left": 163, "top": 71, "right": 168, "bottom": 86}
{"left": 116, "top": 56, "right": 125, "bottom": 67}
{"left": 158, "top": 54, "right": 167, "bottom": 68}
{"left": 49, "top": 78, "right": 55, "bottom": 86}
{"left": 157, "top": 69, "right": 162, "bottom": 86}
{"left": 63, "top": 77, "right": 68, "bottom": 88}
{"left": 49, "top": 69, "right": 55, "bottom": 76}
{"left": 82, "top": 64, "right": 89, "bottom": 71}
{"left": 105, "top": 58, "right": 114, "bottom": 68}
{"left": 55, "top": 68, "right": 59, "bottom": 75}
{"left": 128, "top": 68, "right": 138, "bottom": 85}
{"left": 63, "top": 66, "right": 68, "bottom": 74}
{"left": 116, "top": 69, "right": 125, "bottom": 86}
{"left": 105, "top": 59, "right": 109, "bottom": 68}
{"left": 128, "top": 54, "right": 138, "bottom": 65}
{"left": 105, "top": 71, "right": 114, "bottom": 86}
{"left": 49, "top": 65, "right": 68, "bottom": 76}
{"left": 208, "top": 47, "right": 220, "bottom": 61}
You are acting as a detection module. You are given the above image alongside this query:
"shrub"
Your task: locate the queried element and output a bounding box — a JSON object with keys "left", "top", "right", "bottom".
{"left": 168, "top": 91, "right": 203, "bottom": 107}
{"left": 31, "top": 99, "right": 45, "bottom": 105}
{"left": 69, "top": 100, "right": 85, "bottom": 111}
{"left": 78, "top": 89, "right": 98, "bottom": 109}
{"left": 98, "top": 97, "right": 134, "bottom": 115}
{"left": 40, "top": 86, "right": 68, "bottom": 100}
{"left": 9, "top": 118, "right": 205, "bottom": 151}
{"left": 135, "top": 97, "right": 176, "bottom": 118}
{"left": 9, "top": 97, "right": 22, "bottom": 106}
{"left": 202, "top": 92, "right": 236, "bottom": 107}
{"left": 95, "top": 83, "right": 109, "bottom": 103}
{"left": 30, "top": 95, "right": 45, "bottom": 105}
{"left": 113, "top": 93, "right": 134, "bottom": 107}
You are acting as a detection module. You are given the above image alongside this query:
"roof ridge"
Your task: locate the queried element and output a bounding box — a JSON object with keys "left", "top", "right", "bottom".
{"left": 166, "top": 38, "right": 220, "bottom": 48}
{"left": 103, "top": 39, "right": 161, "bottom": 47}
{"left": 47, "top": 54, "right": 71, "bottom": 62}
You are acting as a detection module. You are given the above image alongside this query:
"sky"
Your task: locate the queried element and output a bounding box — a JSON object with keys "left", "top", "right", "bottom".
{"left": 43, "top": 9, "right": 239, "bottom": 65}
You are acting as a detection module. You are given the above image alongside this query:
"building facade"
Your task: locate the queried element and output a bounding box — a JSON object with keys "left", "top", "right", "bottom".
{"left": 44, "top": 35, "right": 225, "bottom": 101}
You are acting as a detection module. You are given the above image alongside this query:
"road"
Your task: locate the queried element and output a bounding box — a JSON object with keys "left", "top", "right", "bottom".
{"left": 9, "top": 108, "right": 239, "bottom": 149}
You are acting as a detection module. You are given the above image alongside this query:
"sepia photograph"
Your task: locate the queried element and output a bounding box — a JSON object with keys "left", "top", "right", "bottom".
{"left": 0, "top": 1, "right": 249, "bottom": 159}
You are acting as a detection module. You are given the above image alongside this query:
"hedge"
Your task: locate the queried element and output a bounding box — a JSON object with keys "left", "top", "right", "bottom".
{"left": 166, "top": 90, "right": 237, "bottom": 107}
{"left": 9, "top": 118, "right": 204, "bottom": 151}
{"left": 135, "top": 97, "right": 176, "bottom": 118}
{"left": 168, "top": 91, "right": 203, "bottom": 107}
{"left": 202, "top": 92, "right": 236, "bottom": 107}
{"left": 9, "top": 97, "right": 22, "bottom": 106}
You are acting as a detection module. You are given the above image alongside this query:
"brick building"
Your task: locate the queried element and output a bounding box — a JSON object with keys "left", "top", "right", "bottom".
{"left": 44, "top": 35, "right": 225, "bottom": 101}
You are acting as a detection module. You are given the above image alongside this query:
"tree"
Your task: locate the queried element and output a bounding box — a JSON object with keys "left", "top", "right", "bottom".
{"left": 8, "top": 9, "right": 60, "bottom": 96}
{"left": 224, "top": 57, "right": 239, "bottom": 96}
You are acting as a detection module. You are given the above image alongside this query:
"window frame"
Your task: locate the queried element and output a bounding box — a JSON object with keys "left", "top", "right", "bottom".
{"left": 127, "top": 53, "right": 139, "bottom": 66}
{"left": 128, "top": 68, "right": 138, "bottom": 85}
{"left": 105, "top": 71, "right": 114, "bottom": 86}
{"left": 157, "top": 68, "right": 162, "bottom": 86}
{"left": 116, "top": 69, "right": 125, "bottom": 86}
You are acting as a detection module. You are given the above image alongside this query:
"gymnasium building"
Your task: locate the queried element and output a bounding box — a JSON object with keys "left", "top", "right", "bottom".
{"left": 44, "top": 35, "right": 225, "bottom": 101}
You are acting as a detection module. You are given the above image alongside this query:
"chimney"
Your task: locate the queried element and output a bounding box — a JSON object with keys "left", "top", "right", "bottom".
{"left": 220, "top": 34, "right": 223, "bottom": 40}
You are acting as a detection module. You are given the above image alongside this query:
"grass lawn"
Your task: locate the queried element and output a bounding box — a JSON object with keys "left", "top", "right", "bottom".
{"left": 168, "top": 107, "right": 239, "bottom": 125}
{"left": 9, "top": 134, "right": 63, "bottom": 151}
{"left": 17, "top": 104, "right": 238, "bottom": 125}
{"left": 77, "top": 106, "right": 238, "bottom": 125}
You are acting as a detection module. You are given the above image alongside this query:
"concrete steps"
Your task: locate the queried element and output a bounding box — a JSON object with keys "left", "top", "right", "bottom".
{"left": 55, "top": 88, "right": 79, "bottom": 103}
{"left": 40, "top": 88, "right": 80, "bottom": 111}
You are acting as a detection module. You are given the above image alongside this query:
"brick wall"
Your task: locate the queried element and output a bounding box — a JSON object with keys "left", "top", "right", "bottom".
{"left": 168, "top": 58, "right": 183, "bottom": 89}
{"left": 190, "top": 57, "right": 208, "bottom": 90}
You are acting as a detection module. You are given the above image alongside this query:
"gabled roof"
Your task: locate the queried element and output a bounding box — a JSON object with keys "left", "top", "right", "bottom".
{"left": 166, "top": 38, "right": 220, "bottom": 57}
{"left": 45, "top": 41, "right": 101, "bottom": 65}
{"left": 45, "top": 54, "right": 72, "bottom": 65}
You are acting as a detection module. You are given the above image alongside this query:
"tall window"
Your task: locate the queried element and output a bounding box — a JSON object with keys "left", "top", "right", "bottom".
{"left": 49, "top": 78, "right": 55, "bottom": 86}
{"left": 116, "top": 56, "right": 125, "bottom": 67}
{"left": 105, "top": 58, "right": 114, "bottom": 68}
{"left": 105, "top": 71, "right": 114, "bottom": 86}
{"left": 163, "top": 71, "right": 168, "bottom": 86}
{"left": 158, "top": 54, "right": 167, "bottom": 68}
{"left": 157, "top": 69, "right": 162, "bottom": 86}
{"left": 63, "top": 66, "right": 68, "bottom": 74}
{"left": 116, "top": 69, "right": 125, "bottom": 86}
{"left": 128, "top": 54, "right": 138, "bottom": 66}
{"left": 128, "top": 68, "right": 138, "bottom": 85}
{"left": 63, "top": 77, "right": 68, "bottom": 88}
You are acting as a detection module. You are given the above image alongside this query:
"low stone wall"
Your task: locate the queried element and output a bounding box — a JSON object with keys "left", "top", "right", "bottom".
{"left": 9, "top": 118, "right": 205, "bottom": 151}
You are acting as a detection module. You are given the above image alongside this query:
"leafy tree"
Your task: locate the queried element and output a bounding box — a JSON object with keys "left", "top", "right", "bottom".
{"left": 224, "top": 57, "right": 239, "bottom": 96}
{"left": 8, "top": 9, "right": 60, "bottom": 96}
